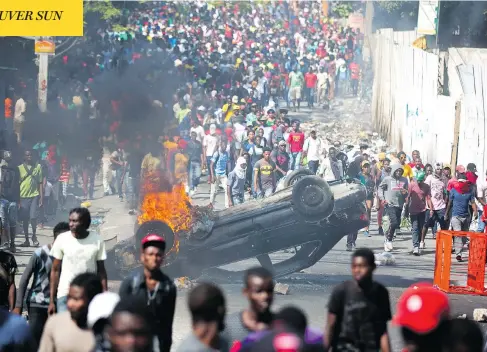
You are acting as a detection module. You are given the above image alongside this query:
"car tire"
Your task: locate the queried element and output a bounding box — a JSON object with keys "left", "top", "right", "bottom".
{"left": 135, "top": 220, "right": 175, "bottom": 254}
{"left": 292, "top": 176, "right": 334, "bottom": 221}
{"left": 283, "top": 169, "right": 315, "bottom": 188}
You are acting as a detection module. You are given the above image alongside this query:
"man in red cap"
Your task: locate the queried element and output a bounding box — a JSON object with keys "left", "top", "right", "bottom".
{"left": 392, "top": 284, "right": 451, "bottom": 352}
{"left": 119, "top": 233, "right": 176, "bottom": 352}
{"left": 446, "top": 165, "right": 466, "bottom": 192}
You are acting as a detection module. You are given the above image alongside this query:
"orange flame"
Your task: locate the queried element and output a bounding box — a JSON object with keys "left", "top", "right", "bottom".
{"left": 138, "top": 174, "right": 192, "bottom": 255}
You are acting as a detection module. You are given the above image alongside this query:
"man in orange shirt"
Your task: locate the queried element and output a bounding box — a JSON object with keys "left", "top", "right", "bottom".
{"left": 4, "top": 92, "right": 13, "bottom": 133}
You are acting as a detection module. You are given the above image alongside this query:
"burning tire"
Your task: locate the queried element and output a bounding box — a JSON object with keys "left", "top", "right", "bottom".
{"left": 283, "top": 169, "right": 315, "bottom": 188}
{"left": 292, "top": 176, "right": 334, "bottom": 221}
{"left": 135, "top": 220, "right": 175, "bottom": 254}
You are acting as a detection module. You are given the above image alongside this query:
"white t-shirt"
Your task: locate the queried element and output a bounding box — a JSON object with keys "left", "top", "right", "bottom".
{"left": 234, "top": 123, "right": 247, "bottom": 150}
{"left": 303, "top": 137, "right": 322, "bottom": 161}
{"left": 317, "top": 72, "right": 328, "bottom": 88}
{"left": 203, "top": 134, "right": 219, "bottom": 158}
{"left": 477, "top": 180, "right": 487, "bottom": 209}
{"left": 190, "top": 126, "right": 206, "bottom": 143}
{"left": 425, "top": 174, "right": 446, "bottom": 210}
{"left": 14, "top": 98, "right": 26, "bottom": 122}
{"left": 51, "top": 231, "right": 107, "bottom": 298}
{"left": 262, "top": 126, "right": 273, "bottom": 143}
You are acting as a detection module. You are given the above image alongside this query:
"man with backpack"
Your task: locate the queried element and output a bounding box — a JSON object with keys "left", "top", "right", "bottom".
{"left": 0, "top": 150, "right": 20, "bottom": 252}
{"left": 119, "top": 234, "right": 176, "bottom": 352}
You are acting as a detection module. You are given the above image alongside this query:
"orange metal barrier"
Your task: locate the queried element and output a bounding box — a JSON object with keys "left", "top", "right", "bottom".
{"left": 434, "top": 230, "right": 487, "bottom": 295}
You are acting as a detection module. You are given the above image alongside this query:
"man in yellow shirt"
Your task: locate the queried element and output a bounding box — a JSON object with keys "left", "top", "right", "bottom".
{"left": 222, "top": 96, "right": 240, "bottom": 122}
{"left": 398, "top": 151, "right": 413, "bottom": 179}
{"left": 18, "top": 150, "right": 43, "bottom": 247}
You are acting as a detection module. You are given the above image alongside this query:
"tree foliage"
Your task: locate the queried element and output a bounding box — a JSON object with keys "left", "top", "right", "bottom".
{"left": 375, "top": 1, "right": 418, "bottom": 18}
{"left": 84, "top": 0, "right": 122, "bottom": 20}
{"left": 330, "top": 2, "right": 363, "bottom": 19}
{"left": 84, "top": 0, "right": 127, "bottom": 32}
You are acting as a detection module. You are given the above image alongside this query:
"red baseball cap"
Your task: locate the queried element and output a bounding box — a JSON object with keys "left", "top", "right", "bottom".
{"left": 456, "top": 165, "right": 466, "bottom": 173}
{"left": 392, "top": 283, "right": 450, "bottom": 334}
{"left": 141, "top": 234, "right": 166, "bottom": 249}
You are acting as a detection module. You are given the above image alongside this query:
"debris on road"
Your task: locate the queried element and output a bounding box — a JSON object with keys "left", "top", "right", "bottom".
{"left": 300, "top": 98, "right": 390, "bottom": 157}
{"left": 174, "top": 277, "right": 195, "bottom": 290}
{"left": 375, "top": 252, "right": 396, "bottom": 266}
{"left": 274, "top": 282, "right": 290, "bottom": 295}
{"left": 473, "top": 309, "right": 487, "bottom": 322}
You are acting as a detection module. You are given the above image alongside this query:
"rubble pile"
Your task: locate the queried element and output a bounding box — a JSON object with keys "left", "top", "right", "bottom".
{"left": 174, "top": 277, "right": 196, "bottom": 290}
{"left": 300, "top": 98, "right": 390, "bottom": 158}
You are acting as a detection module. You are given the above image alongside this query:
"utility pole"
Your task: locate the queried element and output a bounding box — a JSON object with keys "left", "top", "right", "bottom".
{"left": 37, "top": 52, "right": 48, "bottom": 113}
{"left": 23, "top": 36, "right": 51, "bottom": 113}
{"left": 36, "top": 36, "right": 52, "bottom": 113}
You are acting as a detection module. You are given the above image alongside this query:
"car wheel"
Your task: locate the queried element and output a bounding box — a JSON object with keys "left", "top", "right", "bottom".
{"left": 292, "top": 176, "right": 334, "bottom": 221}
{"left": 283, "top": 169, "right": 315, "bottom": 188}
{"left": 135, "top": 220, "right": 175, "bottom": 254}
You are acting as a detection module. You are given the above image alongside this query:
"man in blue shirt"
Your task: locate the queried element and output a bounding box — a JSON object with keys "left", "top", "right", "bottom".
{"left": 0, "top": 309, "right": 35, "bottom": 351}
{"left": 210, "top": 139, "right": 230, "bottom": 208}
{"left": 445, "top": 174, "right": 478, "bottom": 262}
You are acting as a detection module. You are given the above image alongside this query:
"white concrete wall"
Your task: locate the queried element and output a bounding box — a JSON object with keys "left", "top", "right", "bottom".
{"left": 372, "top": 29, "right": 457, "bottom": 164}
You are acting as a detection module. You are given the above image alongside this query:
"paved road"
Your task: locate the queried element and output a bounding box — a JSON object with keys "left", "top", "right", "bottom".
{"left": 12, "top": 103, "right": 487, "bottom": 351}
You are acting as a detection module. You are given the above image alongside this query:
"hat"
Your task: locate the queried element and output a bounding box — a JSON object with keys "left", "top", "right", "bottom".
{"left": 278, "top": 140, "right": 287, "bottom": 146}
{"left": 467, "top": 163, "right": 477, "bottom": 171}
{"left": 378, "top": 152, "right": 386, "bottom": 161}
{"left": 456, "top": 165, "right": 466, "bottom": 173}
{"left": 443, "top": 163, "right": 451, "bottom": 170}
{"left": 232, "top": 95, "right": 238, "bottom": 103}
{"left": 87, "top": 292, "right": 120, "bottom": 328}
{"left": 361, "top": 160, "right": 370, "bottom": 167}
{"left": 392, "top": 284, "right": 450, "bottom": 334}
{"left": 141, "top": 233, "right": 166, "bottom": 249}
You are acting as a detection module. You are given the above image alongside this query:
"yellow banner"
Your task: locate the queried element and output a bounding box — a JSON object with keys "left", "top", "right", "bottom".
{"left": 0, "top": 0, "right": 83, "bottom": 36}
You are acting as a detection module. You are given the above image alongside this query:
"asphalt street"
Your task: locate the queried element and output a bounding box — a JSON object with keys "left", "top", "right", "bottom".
{"left": 11, "top": 103, "right": 487, "bottom": 351}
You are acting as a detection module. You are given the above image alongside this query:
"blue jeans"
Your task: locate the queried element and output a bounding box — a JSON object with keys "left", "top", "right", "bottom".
{"left": 347, "top": 232, "right": 358, "bottom": 247}
{"left": 232, "top": 195, "right": 244, "bottom": 205}
{"left": 424, "top": 208, "right": 447, "bottom": 236}
{"left": 127, "top": 176, "right": 139, "bottom": 209}
{"left": 189, "top": 162, "right": 202, "bottom": 190}
{"left": 0, "top": 199, "right": 17, "bottom": 229}
{"left": 308, "top": 160, "right": 319, "bottom": 174}
{"left": 410, "top": 211, "right": 426, "bottom": 248}
{"left": 289, "top": 152, "right": 302, "bottom": 171}
{"left": 206, "top": 156, "right": 213, "bottom": 175}
{"left": 57, "top": 296, "right": 68, "bottom": 313}
{"left": 114, "top": 169, "right": 127, "bottom": 199}
{"left": 306, "top": 87, "right": 315, "bottom": 107}
{"left": 478, "top": 210, "right": 486, "bottom": 232}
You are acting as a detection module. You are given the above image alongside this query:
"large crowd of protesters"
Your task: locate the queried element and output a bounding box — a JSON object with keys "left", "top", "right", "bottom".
{"left": 0, "top": 0, "right": 485, "bottom": 351}
{"left": 1, "top": 0, "right": 366, "bottom": 250}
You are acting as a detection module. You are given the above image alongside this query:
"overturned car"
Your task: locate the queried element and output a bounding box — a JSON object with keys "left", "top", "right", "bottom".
{"left": 108, "top": 170, "right": 368, "bottom": 279}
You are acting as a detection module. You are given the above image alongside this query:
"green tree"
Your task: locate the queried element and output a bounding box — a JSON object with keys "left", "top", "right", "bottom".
{"left": 376, "top": 1, "right": 418, "bottom": 18}
{"left": 84, "top": 0, "right": 126, "bottom": 32}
